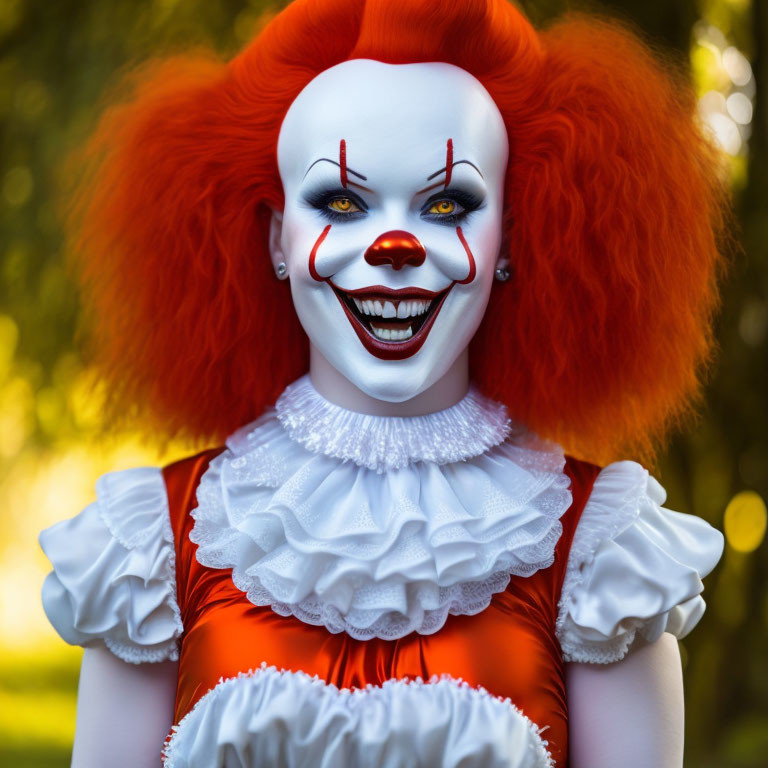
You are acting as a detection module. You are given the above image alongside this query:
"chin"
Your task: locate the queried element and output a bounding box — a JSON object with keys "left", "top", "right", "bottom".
{"left": 342, "top": 355, "right": 453, "bottom": 404}
{"left": 306, "top": 305, "right": 477, "bottom": 405}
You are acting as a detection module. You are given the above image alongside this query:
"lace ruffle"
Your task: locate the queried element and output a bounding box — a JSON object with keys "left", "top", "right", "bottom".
{"left": 39, "top": 467, "right": 182, "bottom": 664}
{"left": 275, "top": 374, "right": 511, "bottom": 471}
{"left": 162, "top": 664, "right": 554, "bottom": 768}
{"left": 190, "top": 406, "right": 572, "bottom": 640}
{"left": 555, "top": 461, "right": 725, "bottom": 664}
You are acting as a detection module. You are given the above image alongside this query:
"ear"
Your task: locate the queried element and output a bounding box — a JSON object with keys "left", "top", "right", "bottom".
{"left": 495, "top": 255, "right": 509, "bottom": 271}
{"left": 269, "top": 208, "right": 287, "bottom": 278}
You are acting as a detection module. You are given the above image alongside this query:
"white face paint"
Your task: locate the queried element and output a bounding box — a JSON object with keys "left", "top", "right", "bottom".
{"left": 274, "top": 59, "right": 509, "bottom": 402}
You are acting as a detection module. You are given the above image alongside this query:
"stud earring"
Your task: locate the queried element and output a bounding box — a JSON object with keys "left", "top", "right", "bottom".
{"left": 494, "top": 266, "right": 510, "bottom": 282}
{"left": 276, "top": 262, "right": 288, "bottom": 279}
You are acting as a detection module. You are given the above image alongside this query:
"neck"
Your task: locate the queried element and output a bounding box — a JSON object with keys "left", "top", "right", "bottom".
{"left": 308, "top": 344, "right": 470, "bottom": 416}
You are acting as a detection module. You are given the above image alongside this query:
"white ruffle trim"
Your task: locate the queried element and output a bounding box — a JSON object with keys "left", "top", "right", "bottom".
{"left": 555, "top": 461, "right": 724, "bottom": 664}
{"left": 190, "top": 408, "right": 571, "bottom": 640}
{"left": 162, "top": 664, "right": 554, "bottom": 768}
{"left": 39, "top": 467, "right": 182, "bottom": 664}
{"left": 275, "top": 374, "right": 511, "bottom": 471}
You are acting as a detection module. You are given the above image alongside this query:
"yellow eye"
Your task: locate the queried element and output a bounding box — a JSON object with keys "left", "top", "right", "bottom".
{"left": 328, "top": 198, "right": 360, "bottom": 213}
{"left": 428, "top": 200, "right": 456, "bottom": 215}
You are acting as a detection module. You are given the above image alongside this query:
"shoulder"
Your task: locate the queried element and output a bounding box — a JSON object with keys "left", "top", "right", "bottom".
{"left": 162, "top": 446, "right": 226, "bottom": 527}
{"left": 556, "top": 460, "right": 725, "bottom": 664}
{"left": 38, "top": 456, "right": 215, "bottom": 664}
{"left": 163, "top": 446, "right": 226, "bottom": 476}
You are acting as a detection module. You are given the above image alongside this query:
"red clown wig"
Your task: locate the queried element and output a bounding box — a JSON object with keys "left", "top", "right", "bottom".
{"left": 71, "top": 0, "right": 727, "bottom": 465}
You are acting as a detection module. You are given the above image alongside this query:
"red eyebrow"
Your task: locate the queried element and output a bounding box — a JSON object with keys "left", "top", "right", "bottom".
{"left": 415, "top": 138, "right": 455, "bottom": 195}
{"left": 339, "top": 139, "right": 348, "bottom": 188}
{"left": 444, "top": 138, "right": 453, "bottom": 188}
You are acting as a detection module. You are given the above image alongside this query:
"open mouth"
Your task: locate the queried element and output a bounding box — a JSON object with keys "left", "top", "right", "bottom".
{"left": 329, "top": 282, "right": 452, "bottom": 360}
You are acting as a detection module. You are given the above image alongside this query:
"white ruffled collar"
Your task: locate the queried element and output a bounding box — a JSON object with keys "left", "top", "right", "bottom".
{"left": 275, "top": 375, "right": 512, "bottom": 471}
{"left": 190, "top": 377, "right": 572, "bottom": 640}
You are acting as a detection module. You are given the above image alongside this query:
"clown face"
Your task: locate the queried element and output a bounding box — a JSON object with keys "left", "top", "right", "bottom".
{"left": 273, "top": 59, "right": 509, "bottom": 402}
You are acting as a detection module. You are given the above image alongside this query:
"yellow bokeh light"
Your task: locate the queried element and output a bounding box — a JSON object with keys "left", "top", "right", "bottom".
{"left": 0, "top": 375, "right": 34, "bottom": 458}
{"left": 724, "top": 491, "right": 767, "bottom": 553}
{"left": 36, "top": 386, "right": 65, "bottom": 435}
{"left": 691, "top": 43, "right": 730, "bottom": 93}
{"left": 67, "top": 368, "right": 106, "bottom": 432}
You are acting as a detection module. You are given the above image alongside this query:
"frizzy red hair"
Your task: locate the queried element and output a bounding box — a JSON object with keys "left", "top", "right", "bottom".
{"left": 70, "top": 0, "right": 727, "bottom": 464}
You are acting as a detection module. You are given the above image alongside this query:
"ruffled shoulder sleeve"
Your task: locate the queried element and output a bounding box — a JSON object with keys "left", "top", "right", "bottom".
{"left": 38, "top": 466, "right": 182, "bottom": 664}
{"left": 556, "top": 461, "right": 724, "bottom": 664}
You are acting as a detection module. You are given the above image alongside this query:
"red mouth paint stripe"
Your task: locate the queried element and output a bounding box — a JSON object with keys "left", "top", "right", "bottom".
{"left": 309, "top": 224, "right": 332, "bottom": 282}
{"left": 455, "top": 226, "right": 476, "bottom": 285}
{"left": 444, "top": 138, "right": 453, "bottom": 188}
{"left": 339, "top": 139, "right": 348, "bottom": 188}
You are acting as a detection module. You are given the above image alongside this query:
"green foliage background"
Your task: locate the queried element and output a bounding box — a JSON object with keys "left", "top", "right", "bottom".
{"left": 1, "top": 0, "right": 765, "bottom": 766}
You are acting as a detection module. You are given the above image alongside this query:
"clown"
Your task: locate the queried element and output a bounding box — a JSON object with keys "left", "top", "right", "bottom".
{"left": 39, "top": 1, "right": 727, "bottom": 766}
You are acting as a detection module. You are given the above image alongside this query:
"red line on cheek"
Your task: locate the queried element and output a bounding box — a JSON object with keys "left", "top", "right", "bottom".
{"left": 444, "top": 138, "right": 453, "bottom": 188}
{"left": 339, "top": 139, "right": 348, "bottom": 188}
{"left": 309, "top": 224, "right": 332, "bottom": 282}
{"left": 455, "top": 226, "right": 476, "bottom": 285}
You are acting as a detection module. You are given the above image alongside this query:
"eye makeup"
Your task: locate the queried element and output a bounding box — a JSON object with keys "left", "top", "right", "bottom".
{"left": 303, "top": 186, "right": 369, "bottom": 223}
{"left": 420, "top": 187, "right": 485, "bottom": 225}
{"left": 300, "top": 183, "right": 485, "bottom": 226}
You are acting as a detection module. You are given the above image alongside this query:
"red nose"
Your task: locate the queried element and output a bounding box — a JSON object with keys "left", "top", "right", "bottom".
{"left": 364, "top": 230, "right": 426, "bottom": 270}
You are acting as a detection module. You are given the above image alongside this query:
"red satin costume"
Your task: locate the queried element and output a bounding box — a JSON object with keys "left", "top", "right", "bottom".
{"left": 163, "top": 448, "right": 600, "bottom": 767}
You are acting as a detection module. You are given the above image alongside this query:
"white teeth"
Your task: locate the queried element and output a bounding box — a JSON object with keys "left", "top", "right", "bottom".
{"left": 351, "top": 294, "right": 433, "bottom": 319}
{"left": 372, "top": 325, "right": 413, "bottom": 341}
{"left": 394, "top": 299, "right": 431, "bottom": 318}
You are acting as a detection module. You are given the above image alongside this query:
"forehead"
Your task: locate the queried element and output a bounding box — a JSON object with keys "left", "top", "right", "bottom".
{"left": 277, "top": 59, "right": 508, "bottom": 183}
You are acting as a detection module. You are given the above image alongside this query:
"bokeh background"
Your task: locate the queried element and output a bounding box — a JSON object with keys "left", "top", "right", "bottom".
{"left": 1, "top": 0, "right": 766, "bottom": 765}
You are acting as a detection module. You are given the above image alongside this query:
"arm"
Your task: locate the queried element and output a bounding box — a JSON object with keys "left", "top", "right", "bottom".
{"left": 71, "top": 647, "right": 178, "bottom": 768}
{"left": 566, "top": 632, "right": 684, "bottom": 768}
